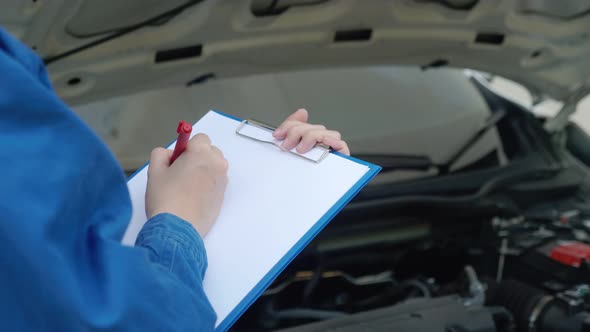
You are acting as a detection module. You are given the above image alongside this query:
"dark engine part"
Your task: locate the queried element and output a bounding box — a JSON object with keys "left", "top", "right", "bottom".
{"left": 500, "top": 218, "right": 590, "bottom": 287}
{"left": 277, "top": 295, "right": 512, "bottom": 332}
{"left": 486, "top": 279, "right": 590, "bottom": 332}
{"left": 516, "top": 240, "right": 590, "bottom": 287}
{"left": 490, "top": 214, "right": 590, "bottom": 288}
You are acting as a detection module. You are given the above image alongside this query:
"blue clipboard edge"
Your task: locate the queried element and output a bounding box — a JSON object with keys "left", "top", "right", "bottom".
{"left": 125, "top": 110, "right": 382, "bottom": 331}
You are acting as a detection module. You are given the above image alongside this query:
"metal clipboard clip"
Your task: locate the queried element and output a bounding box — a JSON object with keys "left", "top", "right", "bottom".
{"left": 236, "top": 119, "right": 331, "bottom": 163}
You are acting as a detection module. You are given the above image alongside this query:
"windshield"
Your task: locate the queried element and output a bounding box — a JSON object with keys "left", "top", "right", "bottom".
{"left": 76, "top": 66, "right": 507, "bottom": 182}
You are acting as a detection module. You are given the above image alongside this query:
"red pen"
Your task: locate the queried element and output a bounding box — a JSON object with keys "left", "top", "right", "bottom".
{"left": 170, "top": 121, "right": 192, "bottom": 163}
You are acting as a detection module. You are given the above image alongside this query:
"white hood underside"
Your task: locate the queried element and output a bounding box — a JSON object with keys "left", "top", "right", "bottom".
{"left": 1, "top": 0, "right": 589, "bottom": 105}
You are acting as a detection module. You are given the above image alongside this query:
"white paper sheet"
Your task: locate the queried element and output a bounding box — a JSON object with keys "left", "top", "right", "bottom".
{"left": 124, "top": 111, "right": 373, "bottom": 329}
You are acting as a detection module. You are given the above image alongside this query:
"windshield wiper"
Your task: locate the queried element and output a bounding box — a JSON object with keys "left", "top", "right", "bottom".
{"left": 347, "top": 165, "right": 561, "bottom": 210}
{"left": 438, "top": 109, "right": 506, "bottom": 173}
{"left": 353, "top": 154, "right": 434, "bottom": 173}
{"left": 356, "top": 110, "right": 507, "bottom": 174}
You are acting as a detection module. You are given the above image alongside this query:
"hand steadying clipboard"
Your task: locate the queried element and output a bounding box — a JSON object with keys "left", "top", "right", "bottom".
{"left": 124, "top": 110, "right": 381, "bottom": 331}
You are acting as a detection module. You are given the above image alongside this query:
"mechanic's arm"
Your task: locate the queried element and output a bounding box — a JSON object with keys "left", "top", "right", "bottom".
{"left": 138, "top": 133, "right": 228, "bottom": 294}
{"left": 117, "top": 134, "right": 228, "bottom": 331}
{"left": 0, "top": 28, "right": 222, "bottom": 331}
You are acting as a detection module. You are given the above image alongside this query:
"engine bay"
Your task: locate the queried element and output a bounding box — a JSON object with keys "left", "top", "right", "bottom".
{"left": 232, "top": 198, "right": 590, "bottom": 332}
{"left": 230, "top": 84, "right": 590, "bottom": 332}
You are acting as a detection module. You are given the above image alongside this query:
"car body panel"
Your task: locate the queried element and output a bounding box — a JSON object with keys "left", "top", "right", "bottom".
{"left": 1, "top": 0, "right": 589, "bottom": 105}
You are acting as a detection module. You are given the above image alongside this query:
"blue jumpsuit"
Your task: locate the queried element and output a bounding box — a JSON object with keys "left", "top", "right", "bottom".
{"left": 0, "top": 29, "right": 216, "bottom": 330}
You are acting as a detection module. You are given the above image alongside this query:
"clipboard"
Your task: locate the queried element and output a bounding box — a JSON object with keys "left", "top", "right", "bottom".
{"left": 124, "top": 110, "right": 381, "bottom": 331}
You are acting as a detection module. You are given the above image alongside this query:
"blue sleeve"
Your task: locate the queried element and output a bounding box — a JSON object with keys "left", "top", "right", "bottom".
{"left": 136, "top": 213, "right": 211, "bottom": 298}
{"left": 0, "top": 28, "right": 216, "bottom": 331}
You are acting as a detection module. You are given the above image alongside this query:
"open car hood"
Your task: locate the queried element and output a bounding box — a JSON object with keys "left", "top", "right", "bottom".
{"left": 1, "top": 0, "right": 590, "bottom": 106}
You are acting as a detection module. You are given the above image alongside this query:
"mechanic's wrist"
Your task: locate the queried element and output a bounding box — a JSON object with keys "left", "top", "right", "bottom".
{"left": 147, "top": 207, "right": 207, "bottom": 237}
{"left": 136, "top": 213, "right": 208, "bottom": 277}
{"left": 136, "top": 212, "right": 206, "bottom": 260}
{"left": 139, "top": 212, "right": 203, "bottom": 243}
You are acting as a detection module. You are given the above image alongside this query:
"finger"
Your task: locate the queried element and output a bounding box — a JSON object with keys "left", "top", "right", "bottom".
{"left": 273, "top": 108, "right": 309, "bottom": 138}
{"left": 281, "top": 124, "right": 326, "bottom": 151}
{"left": 296, "top": 130, "right": 341, "bottom": 154}
{"left": 211, "top": 145, "right": 224, "bottom": 158}
{"left": 211, "top": 146, "right": 229, "bottom": 171}
{"left": 148, "top": 147, "right": 173, "bottom": 176}
{"left": 323, "top": 136, "right": 350, "bottom": 156}
{"left": 272, "top": 120, "right": 300, "bottom": 139}
{"left": 188, "top": 133, "right": 211, "bottom": 150}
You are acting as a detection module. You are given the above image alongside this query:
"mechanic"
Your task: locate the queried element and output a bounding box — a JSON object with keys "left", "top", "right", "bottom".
{"left": 0, "top": 28, "right": 349, "bottom": 330}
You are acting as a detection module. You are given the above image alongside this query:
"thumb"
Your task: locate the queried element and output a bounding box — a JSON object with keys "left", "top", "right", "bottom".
{"left": 148, "top": 147, "right": 173, "bottom": 176}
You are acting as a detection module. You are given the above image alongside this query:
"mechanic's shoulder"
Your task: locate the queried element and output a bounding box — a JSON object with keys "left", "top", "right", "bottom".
{"left": 0, "top": 28, "right": 47, "bottom": 80}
